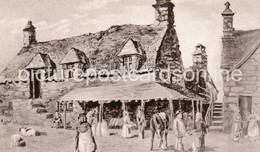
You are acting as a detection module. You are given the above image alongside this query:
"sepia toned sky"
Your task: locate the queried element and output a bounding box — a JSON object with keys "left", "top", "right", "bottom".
{"left": 0, "top": 0, "right": 260, "bottom": 100}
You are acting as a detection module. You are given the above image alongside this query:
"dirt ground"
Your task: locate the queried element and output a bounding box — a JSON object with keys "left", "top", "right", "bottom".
{"left": 1, "top": 123, "right": 260, "bottom": 152}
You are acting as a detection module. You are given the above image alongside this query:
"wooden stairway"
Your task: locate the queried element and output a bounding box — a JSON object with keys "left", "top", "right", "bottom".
{"left": 209, "top": 103, "right": 224, "bottom": 131}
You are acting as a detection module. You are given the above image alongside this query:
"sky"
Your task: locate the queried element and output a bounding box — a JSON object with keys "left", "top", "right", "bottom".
{"left": 0, "top": 0, "right": 260, "bottom": 101}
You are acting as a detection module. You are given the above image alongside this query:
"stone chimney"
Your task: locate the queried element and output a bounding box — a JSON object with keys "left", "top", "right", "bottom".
{"left": 193, "top": 43, "right": 208, "bottom": 70}
{"left": 23, "top": 21, "right": 37, "bottom": 47}
{"left": 222, "top": 2, "right": 235, "bottom": 37}
{"left": 152, "top": 0, "right": 175, "bottom": 26}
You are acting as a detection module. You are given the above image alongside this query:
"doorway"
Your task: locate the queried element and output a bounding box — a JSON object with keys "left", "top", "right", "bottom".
{"left": 238, "top": 96, "right": 252, "bottom": 120}
{"left": 29, "top": 71, "right": 41, "bottom": 99}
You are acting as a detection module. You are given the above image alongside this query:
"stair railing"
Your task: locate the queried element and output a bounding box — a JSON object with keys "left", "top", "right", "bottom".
{"left": 205, "top": 90, "right": 214, "bottom": 126}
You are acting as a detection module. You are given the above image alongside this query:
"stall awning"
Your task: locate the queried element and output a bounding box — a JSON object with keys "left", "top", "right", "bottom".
{"left": 59, "top": 81, "right": 192, "bottom": 102}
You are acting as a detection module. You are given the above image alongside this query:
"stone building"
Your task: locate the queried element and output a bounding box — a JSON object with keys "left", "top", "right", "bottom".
{"left": 25, "top": 52, "right": 56, "bottom": 98}
{"left": 0, "top": 0, "right": 217, "bottom": 127}
{"left": 221, "top": 2, "right": 260, "bottom": 131}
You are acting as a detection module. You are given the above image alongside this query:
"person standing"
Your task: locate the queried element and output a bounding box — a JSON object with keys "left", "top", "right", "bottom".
{"left": 173, "top": 111, "right": 187, "bottom": 152}
{"left": 75, "top": 114, "right": 97, "bottom": 152}
{"left": 190, "top": 117, "right": 208, "bottom": 152}
{"left": 231, "top": 109, "right": 242, "bottom": 142}
{"left": 242, "top": 110, "right": 250, "bottom": 137}
{"left": 248, "top": 110, "right": 260, "bottom": 141}
{"left": 136, "top": 106, "right": 146, "bottom": 139}
{"left": 122, "top": 111, "right": 134, "bottom": 138}
{"left": 86, "top": 108, "right": 98, "bottom": 136}
{"left": 52, "top": 111, "right": 62, "bottom": 128}
{"left": 195, "top": 112, "right": 203, "bottom": 129}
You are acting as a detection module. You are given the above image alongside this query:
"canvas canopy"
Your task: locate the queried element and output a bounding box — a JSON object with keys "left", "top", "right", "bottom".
{"left": 59, "top": 80, "right": 193, "bottom": 102}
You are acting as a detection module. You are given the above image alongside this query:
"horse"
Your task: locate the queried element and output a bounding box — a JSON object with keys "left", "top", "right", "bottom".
{"left": 150, "top": 112, "right": 169, "bottom": 151}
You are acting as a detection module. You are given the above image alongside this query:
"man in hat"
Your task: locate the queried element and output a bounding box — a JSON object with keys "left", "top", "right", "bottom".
{"left": 189, "top": 116, "right": 209, "bottom": 152}
{"left": 173, "top": 110, "right": 188, "bottom": 151}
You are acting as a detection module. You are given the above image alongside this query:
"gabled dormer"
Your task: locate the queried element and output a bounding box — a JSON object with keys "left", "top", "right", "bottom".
{"left": 60, "top": 48, "right": 89, "bottom": 78}
{"left": 117, "top": 39, "right": 145, "bottom": 71}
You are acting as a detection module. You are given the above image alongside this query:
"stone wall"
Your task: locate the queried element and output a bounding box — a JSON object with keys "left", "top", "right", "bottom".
{"left": 0, "top": 82, "right": 30, "bottom": 100}
{"left": 155, "top": 25, "right": 184, "bottom": 87}
{"left": 12, "top": 99, "right": 52, "bottom": 126}
{"left": 223, "top": 46, "right": 260, "bottom": 132}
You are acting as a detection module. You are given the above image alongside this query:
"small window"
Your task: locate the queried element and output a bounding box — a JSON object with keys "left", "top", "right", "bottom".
{"left": 68, "top": 71, "right": 73, "bottom": 79}
{"left": 68, "top": 64, "right": 74, "bottom": 69}
{"left": 67, "top": 102, "right": 73, "bottom": 112}
{"left": 62, "top": 64, "right": 68, "bottom": 70}
{"left": 59, "top": 104, "right": 64, "bottom": 112}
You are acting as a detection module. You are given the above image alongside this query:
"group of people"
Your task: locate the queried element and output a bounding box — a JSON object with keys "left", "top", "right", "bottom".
{"left": 121, "top": 106, "right": 146, "bottom": 139}
{"left": 231, "top": 108, "right": 259, "bottom": 142}
{"left": 173, "top": 110, "right": 208, "bottom": 152}
{"left": 122, "top": 106, "right": 207, "bottom": 152}
{"left": 52, "top": 106, "right": 208, "bottom": 152}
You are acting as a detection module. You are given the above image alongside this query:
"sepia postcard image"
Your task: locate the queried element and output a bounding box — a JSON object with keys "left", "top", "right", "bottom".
{"left": 1, "top": 0, "right": 260, "bottom": 151}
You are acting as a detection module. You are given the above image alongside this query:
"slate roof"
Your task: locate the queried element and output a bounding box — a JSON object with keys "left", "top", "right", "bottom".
{"left": 221, "top": 29, "right": 260, "bottom": 69}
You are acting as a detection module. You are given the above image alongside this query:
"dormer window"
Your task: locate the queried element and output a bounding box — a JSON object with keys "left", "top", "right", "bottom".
{"left": 25, "top": 53, "right": 56, "bottom": 99}
{"left": 60, "top": 48, "right": 89, "bottom": 79}
{"left": 123, "top": 56, "right": 133, "bottom": 71}
{"left": 117, "top": 39, "right": 145, "bottom": 72}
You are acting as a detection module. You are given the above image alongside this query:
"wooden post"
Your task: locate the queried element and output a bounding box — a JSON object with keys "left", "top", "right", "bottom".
{"left": 192, "top": 100, "right": 195, "bottom": 129}
{"left": 141, "top": 100, "right": 145, "bottom": 110}
{"left": 99, "top": 101, "right": 103, "bottom": 122}
{"left": 200, "top": 100, "right": 203, "bottom": 114}
{"left": 178, "top": 100, "right": 181, "bottom": 111}
{"left": 122, "top": 100, "right": 126, "bottom": 114}
{"left": 169, "top": 99, "right": 174, "bottom": 129}
{"left": 56, "top": 101, "right": 59, "bottom": 112}
{"left": 196, "top": 100, "right": 199, "bottom": 113}
{"left": 63, "top": 102, "right": 67, "bottom": 129}
{"left": 83, "top": 101, "right": 86, "bottom": 112}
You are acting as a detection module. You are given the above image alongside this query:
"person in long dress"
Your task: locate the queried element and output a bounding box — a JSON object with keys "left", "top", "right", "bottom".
{"left": 136, "top": 106, "right": 146, "bottom": 139}
{"left": 75, "top": 114, "right": 97, "bottom": 152}
{"left": 248, "top": 110, "right": 260, "bottom": 141}
{"left": 122, "top": 111, "right": 134, "bottom": 138}
{"left": 52, "top": 111, "right": 62, "bottom": 128}
{"left": 195, "top": 112, "right": 203, "bottom": 129}
{"left": 86, "top": 108, "right": 98, "bottom": 136}
{"left": 231, "top": 109, "right": 242, "bottom": 142}
{"left": 173, "top": 111, "right": 189, "bottom": 151}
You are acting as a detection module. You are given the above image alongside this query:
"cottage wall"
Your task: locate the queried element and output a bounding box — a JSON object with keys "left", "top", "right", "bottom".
{"left": 223, "top": 46, "right": 260, "bottom": 132}
{"left": 0, "top": 82, "right": 30, "bottom": 99}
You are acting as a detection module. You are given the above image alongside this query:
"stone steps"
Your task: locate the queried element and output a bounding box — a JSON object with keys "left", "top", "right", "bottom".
{"left": 209, "top": 125, "right": 224, "bottom": 131}
{"left": 213, "top": 107, "right": 223, "bottom": 111}
{"left": 210, "top": 103, "right": 224, "bottom": 131}
{"left": 213, "top": 111, "right": 223, "bottom": 114}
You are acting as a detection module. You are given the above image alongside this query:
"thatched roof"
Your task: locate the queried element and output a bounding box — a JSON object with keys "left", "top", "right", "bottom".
{"left": 221, "top": 29, "right": 260, "bottom": 69}
{"left": 0, "top": 24, "right": 167, "bottom": 81}
{"left": 60, "top": 47, "right": 88, "bottom": 64}
{"left": 59, "top": 79, "right": 190, "bottom": 102}
{"left": 117, "top": 39, "right": 143, "bottom": 57}
{"left": 26, "top": 53, "right": 56, "bottom": 69}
